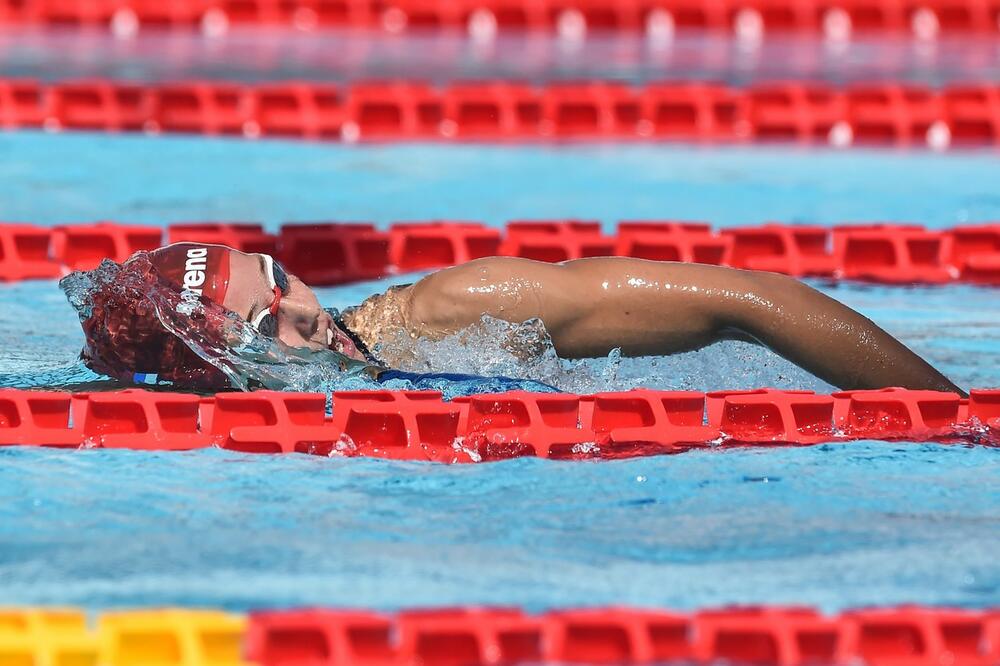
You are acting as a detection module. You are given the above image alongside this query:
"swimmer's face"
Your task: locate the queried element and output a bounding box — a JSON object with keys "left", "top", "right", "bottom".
{"left": 222, "top": 249, "right": 366, "bottom": 361}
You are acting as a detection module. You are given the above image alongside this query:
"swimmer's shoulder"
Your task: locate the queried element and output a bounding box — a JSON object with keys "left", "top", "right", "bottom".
{"left": 340, "top": 283, "right": 416, "bottom": 350}
{"left": 346, "top": 257, "right": 554, "bottom": 338}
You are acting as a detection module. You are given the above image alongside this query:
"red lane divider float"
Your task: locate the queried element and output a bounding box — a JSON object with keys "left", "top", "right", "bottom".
{"left": 1, "top": 0, "right": 999, "bottom": 37}
{"left": 2, "top": 220, "right": 999, "bottom": 287}
{"left": 247, "top": 606, "right": 1000, "bottom": 666}
{"left": 0, "top": 388, "right": 996, "bottom": 461}
{"left": 2, "top": 79, "right": 1000, "bottom": 148}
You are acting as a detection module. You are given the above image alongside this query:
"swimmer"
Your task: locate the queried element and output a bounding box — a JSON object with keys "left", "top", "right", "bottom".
{"left": 65, "top": 242, "right": 966, "bottom": 395}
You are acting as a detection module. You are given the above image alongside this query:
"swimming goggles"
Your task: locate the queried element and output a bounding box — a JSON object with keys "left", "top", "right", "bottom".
{"left": 249, "top": 254, "right": 290, "bottom": 337}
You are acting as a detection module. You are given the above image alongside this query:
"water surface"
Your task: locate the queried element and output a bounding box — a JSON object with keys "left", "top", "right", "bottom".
{"left": 0, "top": 134, "right": 997, "bottom": 612}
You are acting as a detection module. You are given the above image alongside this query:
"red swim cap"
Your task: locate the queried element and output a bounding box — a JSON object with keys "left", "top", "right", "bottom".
{"left": 69, "top": 243, "right": 239, "bottom": 390}
{"left": 151, "top": 242, "right": 232, "bottom": 304}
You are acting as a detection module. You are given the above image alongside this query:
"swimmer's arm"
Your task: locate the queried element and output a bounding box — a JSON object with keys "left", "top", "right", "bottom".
{"left": 716, "top": 269, "right": 967, "bottom": 396}
{"left": 405, "top": 256, "right": 965, "bottom": 395}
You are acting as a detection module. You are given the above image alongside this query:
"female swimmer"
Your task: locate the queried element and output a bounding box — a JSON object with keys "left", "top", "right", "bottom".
{"left": 65, "top": 242, "right": 965, "bottom": 395}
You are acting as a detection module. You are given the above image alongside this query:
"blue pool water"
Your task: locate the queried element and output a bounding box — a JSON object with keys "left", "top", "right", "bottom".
{"left": 2, "top": 133, "right": 1000, "bottom": 391}
{"left": 0, "top": 132, "right": 998, "bottom": 612}
{"left": 1, "top": 133, "right": 999, "bottom": 227}
{"left": 1, "top": 443, "right": 998, "bottom": 612}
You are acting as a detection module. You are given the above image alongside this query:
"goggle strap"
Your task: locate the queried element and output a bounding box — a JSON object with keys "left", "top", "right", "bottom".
{"left": 268, "top": 286, "right": 281, "bottom": 317}
{"left": 260, "top": 253, "right": 278, "bottom": 290}
{"left": 250, "top": 308, "right": 271, "bottom": 329}
{"left": 251, "top": 254, "right": 283, "bottom": 333}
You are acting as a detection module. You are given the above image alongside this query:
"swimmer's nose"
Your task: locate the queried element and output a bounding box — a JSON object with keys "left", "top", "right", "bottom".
{"left": 274, "top": 280, "right": 329, "bottom": 349}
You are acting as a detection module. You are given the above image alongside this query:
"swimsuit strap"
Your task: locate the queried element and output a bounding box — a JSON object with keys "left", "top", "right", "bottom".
{"left": 377, "top": 369, "right": 561, "bottom": 392}
{"left": 328, "top": 307, "right": 382, "bottom": 367}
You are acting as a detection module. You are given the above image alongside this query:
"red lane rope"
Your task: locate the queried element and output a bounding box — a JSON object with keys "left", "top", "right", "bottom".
{"left": 247, "top": 605, "right": 1000, "bottom": 665}
{"left": 0, "top": 0, "right": 998, "bottom": 36}
{"left": 2, "top": 220, "right": 998, "bottom": 287}
{"left": 2, "top": 387, "right": 997, "bottom": 459}
{"left": 1, "top": 79, "right": 999, "bottom": 148}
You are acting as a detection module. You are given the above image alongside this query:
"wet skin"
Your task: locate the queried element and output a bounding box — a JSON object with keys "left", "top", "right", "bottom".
{"left": 221, "top": 250, "right": 360, "bottom": 359}
{"left": 225, "top": 252, "right": 965, "bottom": 395}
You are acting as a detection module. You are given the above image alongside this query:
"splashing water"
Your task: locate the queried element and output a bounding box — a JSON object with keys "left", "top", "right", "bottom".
{"left": 60, "top": 257, "right": 118, "bottom": 318}
{"left": 57, "top": 258, "right": 559, "bottom": 397}
{"left": 58, "top": 257, "right": 832, "bottom": 396}
{"left": 374, "top": 315, "right": 833, "bottom": 394}
{"left": 59, "top": 256, "right": 379, "bottom": 391}
{"left": 155, "top": 300, "right": 563, "bottom": 397}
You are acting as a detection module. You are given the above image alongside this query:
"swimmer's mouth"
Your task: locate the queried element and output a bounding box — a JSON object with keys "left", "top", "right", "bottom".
{"left": 327, "top": 325, "right": 361, "bottom": 360}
